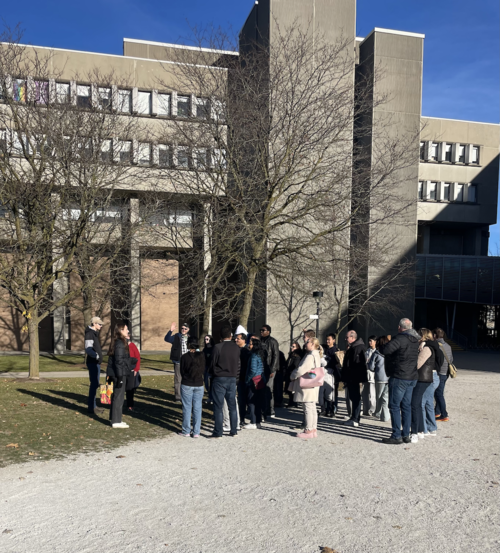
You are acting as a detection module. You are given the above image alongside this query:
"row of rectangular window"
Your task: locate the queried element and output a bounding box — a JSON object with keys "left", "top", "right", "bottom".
{"left": 419, "top": 141, "right": 480, "bottom": 165}
{"left": 61, "top": 206, "right": 193, "bottom": 227}
{"left": 0, "top": 130, "right": 226, "bottom": 169}
{"left": 418, "top": 181, "right": 477, "bottom": 203}
{"left": 0, "top": 77, "right": 223, "bottom": 120}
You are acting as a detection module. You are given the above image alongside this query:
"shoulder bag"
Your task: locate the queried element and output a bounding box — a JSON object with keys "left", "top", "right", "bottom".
{"left": 438, "top": 343, "right": 458, "bottom": 378}
{"left": 299, "top": 354, "right": 325, "bottom": 389}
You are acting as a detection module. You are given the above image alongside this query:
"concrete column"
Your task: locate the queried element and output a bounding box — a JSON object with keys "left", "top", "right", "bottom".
{"left": 129, "top": 198, "right": 141, "bottom": 349}
{"left": 52, "top": 197, "right": 68, "bottom": 354}
{"left": 203, "top": 203, "right": 213, "bottom": 336}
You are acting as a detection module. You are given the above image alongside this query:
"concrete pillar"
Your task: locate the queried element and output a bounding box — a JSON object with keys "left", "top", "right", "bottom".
{"left": 129, "top": 198, "right": 141, "bottom": 349}
{"left": 203, "top": 203, "right": 213, "bottom": 336}
{"left": 52, "top": 203, "right": 68, "bottom": 354}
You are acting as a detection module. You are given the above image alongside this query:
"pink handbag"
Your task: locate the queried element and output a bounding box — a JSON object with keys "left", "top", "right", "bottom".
{"left": 299, "top": 357, "right": 325, "bottom": 389}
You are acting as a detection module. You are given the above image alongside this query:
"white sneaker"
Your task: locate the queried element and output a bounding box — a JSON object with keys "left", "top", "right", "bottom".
{"left": 223, "top": 426, "right": 231, "bottom": 432}
{"left": 427, "top": 430, "right": 437, "bottom": 436}
{"left": 269, "top": 415, "right": 276, "bottom": 418}
{"left": 112, "top": 422, "right": 129, "bottom": 429}
{"left": 344, "top": 419, "right": 359, "bottom": 427}
{"left": 418, "top": 432, "right": 425, "bottom": 439}
{"left": 410, "top": 434, "right": 419, "bottom": 443}
{"left": 243, "top": 423, "right": 257, "bottom": 429}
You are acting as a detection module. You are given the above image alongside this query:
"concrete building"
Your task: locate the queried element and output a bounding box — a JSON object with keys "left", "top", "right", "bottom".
{"left": 0, "top": 0, "right": 498, "bottom": 353}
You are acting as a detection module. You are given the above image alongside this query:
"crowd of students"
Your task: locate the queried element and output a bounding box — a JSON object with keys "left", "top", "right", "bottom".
{"left": 84, "top": 316, "right": 454, "bottom": 443}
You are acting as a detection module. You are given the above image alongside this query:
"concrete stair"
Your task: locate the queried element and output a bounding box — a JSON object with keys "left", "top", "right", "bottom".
{"left": 446, "top": 339, "right": 464, "bottom": 352}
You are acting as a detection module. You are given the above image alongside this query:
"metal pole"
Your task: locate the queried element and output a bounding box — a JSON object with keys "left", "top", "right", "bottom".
{"left": 316, "top": 300, "right": 320, "bottom": 338}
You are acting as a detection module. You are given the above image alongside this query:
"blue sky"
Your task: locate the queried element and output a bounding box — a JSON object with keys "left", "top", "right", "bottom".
{"left": 3, "top": 0, "right": 499, "bottom": 250}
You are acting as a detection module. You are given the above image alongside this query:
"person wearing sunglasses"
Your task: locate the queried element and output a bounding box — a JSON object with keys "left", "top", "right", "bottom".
{"left": 259, "top": 325, "right": 280, "bottom": 419}
{"left": 165, "top": 322, "right": 192, "bottom": 402}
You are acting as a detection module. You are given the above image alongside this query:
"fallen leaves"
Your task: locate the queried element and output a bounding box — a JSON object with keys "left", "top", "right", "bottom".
{"left": 320, "top": 548, "right": 339, "bottom": 553}
{"left": 6, "top": 443, "right": 19, "bottom": 448}
{"left": 116, "top": 455, "right": 126, "bottom": 459}
{"left": 393, "top": 525, "right": 402, "bottom": 529}
{"left": 2, "top": 529, "right": 13, "bottom": 534}
{"left": 20, "top": 403, "right": 27, "bottom": 407}
{"left": 28, "top": 452, "right": 35, "bottom": 456}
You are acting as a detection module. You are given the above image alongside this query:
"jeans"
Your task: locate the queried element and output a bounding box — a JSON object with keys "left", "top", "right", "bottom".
{"left": 346, "top": 382, "right": 362, "bottom": 423}
{"left": 204, "top": 367, "right": 213, "bottom": 401}
{"left": 87, "top": 362, "right": 101, "bottom": 412}
{"left": 388, "top": 377, "right": 417, "bottom": 439}
{"left": 434, "top": 374, "right": 449, "bottom": 418}
{"left": 374, "top": 382, "right": 390, "bottom": 421}
{"left": 362, "top": 381, "right": 376, "bottom": 415}
{"left": 212, "top": 377, "right": 238, "bottom": 436}
{"left": 173, "top": 363, "right": 181, "bottom": 401}
{"left": 247, "top": 384, "right": 264, "bottom": 424}
{"left": 422, "top": 372, "right": 439, "bottom": 432}
{"left": 265, "top": 374, "right": 276, "bottom": 416}
{"left": 411, "top": 381, "right": 431, "bottom": 435}
{"left": 109, "top": 378, "right": 125, "bottom": 424}
{"left": 180, "top": 385, "right": 204, "bottom": 435}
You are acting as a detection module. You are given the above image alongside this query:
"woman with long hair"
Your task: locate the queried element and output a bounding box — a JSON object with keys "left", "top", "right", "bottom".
{"left": 289, "top": 337, "right": 323, "bottom": 439}
{"left": 107, "top": 323, "right": 137, "bottom": 428}
{"left": 284, "top": 341, "right": 303, "bottom": 408}
{"left": 203, "top": 335, "right": 215, "bottom": 405}
{"left": 410, "top": 328, "right": 435, "bottom": 443}
{"left": 243, "top": 337, "right": 267, "bottom": 429}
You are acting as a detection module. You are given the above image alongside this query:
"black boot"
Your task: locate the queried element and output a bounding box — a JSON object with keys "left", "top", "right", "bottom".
{"left": 326, "top": 401, "right": 334, "bottom": 417}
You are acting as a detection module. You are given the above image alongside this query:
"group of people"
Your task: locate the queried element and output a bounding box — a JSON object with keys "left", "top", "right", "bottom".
{"left": 84, "top": 315, "right": 454, "bottom": 443}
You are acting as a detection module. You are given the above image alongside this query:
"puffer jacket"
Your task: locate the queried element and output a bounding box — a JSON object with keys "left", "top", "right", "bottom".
{"left": 367, "top": 350, "right": 388, "bottom": 383}
{"left": 380, "top": 331, "right": 419, "bottom": 381}
{"left": 107, "top": 340, "right": 136, "bottom": 380}
{"left": 342, "top": 338, "right": 368, "bottom": 385}
{"left": 417, "top": 342, "right": 434, "bottom": 383}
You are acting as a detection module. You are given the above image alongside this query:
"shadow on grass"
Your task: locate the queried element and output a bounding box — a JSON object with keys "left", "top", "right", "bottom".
{"left": 17, "top": 388, "right": 109, "bottom": 426}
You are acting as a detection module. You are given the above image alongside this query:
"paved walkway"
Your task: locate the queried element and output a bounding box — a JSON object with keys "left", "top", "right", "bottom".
{"left": 1, "top": 362, "right": 499, "bottom": 553}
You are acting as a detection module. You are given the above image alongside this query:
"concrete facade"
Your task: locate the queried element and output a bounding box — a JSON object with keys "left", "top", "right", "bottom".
{"left": 0, "top": 0, "right": 498, "bottom": 352}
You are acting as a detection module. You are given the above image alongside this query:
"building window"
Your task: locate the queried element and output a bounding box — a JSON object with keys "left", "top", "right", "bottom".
{"left": 35, "top": 81, "right": 49, "bottom": 104}
{"left": 418, "top": 181, "right": 423, "bottom": 200}
{"left": 169, "top": 210, "right": 192, "bottom": 227}
{"left": 458, "top": 144, "right": 465, "bottom": 163}
{"left": 212, "top": 99, "right": 225, "bottom": 121}
{"left": 442, "top": 183, "right": 450, "bottom": 201}
{"left": 177, "top": 96, "right": 190, "bottom": 118}
{"left": 444, "top": 143, "right": 452, "bottom": 162}
{"left": 427, "top": 182, "right": 437, "bottom": 201}
{"left": 100, "top": 140, "right": 112, "bottom": 162}
{"left": 13, "top": 79, "right": 26, "bottom": 102}
{"left": 137, "top": 143, "right": 151, "bottom": 166}
{"left": 158, "top": 93, "right": 170, "bottom": 116}
{"left": 94, "top": 206, "right": 122, "bottom": 223}
{"left": 419, "top": 142, "right": 425, "bottom": 161}
{"left": 0, "top": 130, "right": 7, "bottom": 156}
{"left": 118, "top": 89, "right": 131, "bottom": 113}
{"left": 468, "top": 184, "right": 477, "bottom": 203}
{"left": 471, "top": 146, "right": 479, "bottom": 164}
{"left": 430, "top": 142, "right": 438, "bottom": 161}
{"left": 117, "top": 140, "right": 132, "bottom": 163}
{"left": 196, "top": 98, "right": 209, "bottom": 119}
{"left": 213, "top": 148, "right": 226, "bottom": 169}
{"left": 77, "top": 85, "right": 91, "bottom": 108}
{"left": 98, "top": 87, "right": 111, "bottom": 110}
{"left": 158, "top": 144, "right": 171, "bottom": 167}
{"left": 177, "top": 146, "right": 190, "bottom": 168}
{"left": 56, "top": 82, "right": 70, "bottom": 103}
{"left": 137, "top": 91, "right": 151, "bottom": 115}
{"left": 454, "top": 183, "right": 464, "bottom": 202}
{"left": 194, "top": 148, "right": 208, "bottom": 169}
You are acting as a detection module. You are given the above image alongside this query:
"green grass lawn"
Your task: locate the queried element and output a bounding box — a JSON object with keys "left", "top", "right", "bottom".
{"left": 0, "top": 354, "right": 174, "bottom": 373}
{"left": 0, "top": 375, "right": 212, "bottom": 468}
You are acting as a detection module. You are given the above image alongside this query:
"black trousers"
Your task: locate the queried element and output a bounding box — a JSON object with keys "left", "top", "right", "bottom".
{"left": 109, "top": 379, "right": 126, "bottom": 424}
{"left": 265, "top": 374, "right": 276, "bottom": 416}
{"left": 346, "top": 382, "right": 362, "bottom": 423}
{"left": 273, "top": 371, "right": 284, "bottom": 407}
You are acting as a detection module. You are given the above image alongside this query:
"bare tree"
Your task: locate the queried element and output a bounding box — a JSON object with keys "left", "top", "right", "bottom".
{"left": 0, "top": 31, "right": 157, "bottom": 377}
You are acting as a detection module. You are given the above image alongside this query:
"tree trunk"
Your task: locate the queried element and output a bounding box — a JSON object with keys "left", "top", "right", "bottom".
{"left": 82, "top": 289, "right": 93, "bottom": 327}
{"left": 28, "top": 316, "right": 40, "bottom": 379}
{"left": 239, "top": 266, "right": 259, "bottom": 329}
{"left": 202, "top": 289, "right": 212, "bottom": 338}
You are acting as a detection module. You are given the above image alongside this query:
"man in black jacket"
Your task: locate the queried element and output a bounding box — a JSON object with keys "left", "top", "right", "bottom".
{"left": 235, "top": 332, "right": 250, "bottom": 424}
{"left": 342, "top": 330, "right": 367, "bottom": 427}
{"left": 210, "top": 326, "right": 240, "bottom": 437}
{"left": 260, "top": 324, "right": 280, "bottom": 418}
{"left": 85, "top": 316, "right": 104, "bottom": 414}
{"left": 164, "top": 322, "right": 191, "bottom": 402}
{"left": 380, "top": 318, "right": 419, "bottom": 444}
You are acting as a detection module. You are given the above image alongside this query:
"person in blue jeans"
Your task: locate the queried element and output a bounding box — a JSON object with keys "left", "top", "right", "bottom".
{"left": 380, "top": 318, "right": 420, "bottom": 444}
{"left": 179, "top": 342, "right": 206, "bottom": 438}
{"left": 422, "top": 370, "right": 439, "bottom": 435}
{"left": 84, "top": 316, "right": 105, "bottom": 414}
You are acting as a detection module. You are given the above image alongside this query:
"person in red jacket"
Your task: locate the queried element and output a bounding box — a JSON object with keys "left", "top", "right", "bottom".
{"left": 126, "top": 341, "right": 141, "bottom": 411}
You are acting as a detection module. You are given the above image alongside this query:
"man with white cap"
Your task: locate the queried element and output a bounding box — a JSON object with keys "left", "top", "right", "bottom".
{"left": 85, "top": 316, "right": 104, "bottom": 414}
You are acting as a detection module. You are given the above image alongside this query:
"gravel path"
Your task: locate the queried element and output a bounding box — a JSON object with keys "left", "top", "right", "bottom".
{"left": 1, "top": 365, "right": 499, "bottom": 553}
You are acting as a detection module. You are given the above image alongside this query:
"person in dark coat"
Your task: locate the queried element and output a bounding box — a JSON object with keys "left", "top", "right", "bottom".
{"left": 164, "top": 322, "right": 192, "bottom": 402}
{"left": 341, "top": 330, "right": 367, "bottom": 427}
{"left": 234, "top": 332, "right": 250, "bottom": 423}
{"left": 260, "top": 324, "right": 280, "bottom": 418}
{"left": 84, "top": 316, "right": 104, "bottom": 414}
{"left": 202, "top": 335, "right": 215, "bottom": 404}
{"left": 380, "top": 318, "right": 420, "bottom": 444}
{"left": 179, "top": 342, "right": 206, "bottom": 438}
{"left": 284, "top": 341, "right": 303, "bottom": 408}
{"left": 243, "top": 338, "right": 267, "bottom": 429}
{"left": 107, "top": 323, "right": 137, "bottom": 428}
{"left": 325, "top": 334, "right": 342, "bottom": 415}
